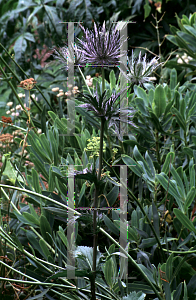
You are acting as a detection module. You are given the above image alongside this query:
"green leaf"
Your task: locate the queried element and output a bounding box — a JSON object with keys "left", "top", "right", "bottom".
{"left": 39, "top": 133, "right": 52, "bottom": 160}
{"left": 177, "top": 31, "right": 196, "bottom": 48}
{"left": 134, "top": 86, "right": 148, "bottom": 106}
{"left": 23, "top": 212, "right": 40, "bottom": 226}
{"left": 48, "top": 130, "right": 58, "bottom": 165}
{"left": 40, "top": 215, "right": 53, "bottom": 245}
{"left": 170, "top": 68, "right": 177, "bottom": 99}
{"left": 135, "top": 98, "right": 148, "bottom": 116}
{"left": 165, "top": 99, "right": 174, "bottom": 116}
{"left": 2, "top": 158, "right": 24, "bottom": 184}
{"left": 109, "top": 69, "right": 116, "bottom": 90}
{"left": 133, "top": 146, "right": 154, "bottom": 181}
{"left": 172, "top": 107, "right": 186, "bottom": 131}
{"left": 152, "top": 201, "right": 160, "bottom": 238}
{"left": 145, "top": 152, "right": 155, "bottom": 180}
{"left": 58, "top": 226, "right": 68, "bottom": 248}
{"left": 103, "top": 256, "right": 116, "bottom": 288}
{"left": 183, "top": 281, "right": 188, "bottom": 300}
{"left": 180, "top": 98, "right": 186, "bottom": 119}
{"left": 148, "top": 111, "right": 165, "bottom": 133}
{"left": 103, "top": 214, "right": 120, "bottom": 236}
{"left": 122, "top": 291, "right": 146, "bottom": 300}
{"left": 31, "top": 168, "right": 42, "bottom": 194}
{"left": 144, "top": 2, "right": 151, "bottom": 19}
{"left": 28, "top": 134, "right": 52, "bottom": 163}
{"left": 127, "top": 282, "right": 154, "bottom": 294}
{"left": 138, "top": 264, "right": 157, "bottom": 285}
{"left": 190, "top": 164, "right": 195, "bottom": 188}
{"left": 173, "top": 208, "right": 196, "bottom": 233}
{"left": 152, "top": 84, "right": 166, "bottom": 118}
{"left": 139, "top": 237, "right": 158, "bottom": 248}
{"left": 13, "top": 211, "right": 37, "bottom": 227}
{"left": 14, "top": 35, "right": 27, "bottom": 61}
{"left": 48, "top": 270, "right": 91, "bottom": 281}
{"left": 28, "top": 203, "right": 40, "bottom": 221}
{"left": 184, "top": 187, "right": 196, "bottom": 212}
{"left": 113, "top": 220, "right": 138, "bottom": 243}
{"left": 12, "top": 233, "right": 23, "bottom": 251}
{"left": 74, "top": 134, "right": 85, "bottom": 152}
{"left": 166, "top": 35, "right": 179, "bottom": 47}
{"left": 166, "top": 253, "right": 173, "bottom": 282}
{"left": 48, "top": 166, "right": 55, "bottom": 192}
{"left": 39, "top": 239, "right": 51, "bottom": 260}
{"left": 78, "top": 182, "right": 86, "bottom": 205}
{"left": 162, "top": 152, "right": 175, "bottom": 174}
{"left": 156, "top": 173, "right": 184, "bottom": 211}
{"left": 170, "top": 164, "right": 185, "bottom": 199}
{"left": 24, "top": 32, "right": 35, "bottom": 43}
{"left": 121, "top": 154, "right": 142, "bottom": 178}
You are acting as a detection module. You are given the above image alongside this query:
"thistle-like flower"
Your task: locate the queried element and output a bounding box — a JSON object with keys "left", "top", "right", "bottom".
{"left": 76, "top": 86, "right": 137, "bottom": 140}
{"left": 77, "top": 21, "right": 127, "bottom": 66}
{"left": 53, "top": 42, "right": 85, "bottom": 69}
{"left": 119, "top": 51, "right": 162, "bottom": 86}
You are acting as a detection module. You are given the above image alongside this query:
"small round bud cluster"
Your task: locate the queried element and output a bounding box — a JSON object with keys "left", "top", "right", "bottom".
{"left": 112, "top": 148, "right": 118, "bottom": 154}
{"left": 176, "top": 53, "right": 192, "bottom": 64}
{"left": 0, "top": 133, "right": 14, "bottom": 149}
{"left": 6, "top": 102, "right": 29, "bottom": 117}
{"left": 101, "top": 170, "right": 110, "bottom": 179}
{"left": 86, "top": 75, "right": 93, "bottom": 87}
{"left": 84, "top": 137, "right": 106, "bottom": 158}
{"left": 52, "top": 85, "right": 79, "bottom": 101}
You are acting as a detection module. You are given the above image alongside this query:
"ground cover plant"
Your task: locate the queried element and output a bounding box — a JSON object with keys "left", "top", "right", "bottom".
{"left": 1, "top": 1, "right": 196, "bottom": 300}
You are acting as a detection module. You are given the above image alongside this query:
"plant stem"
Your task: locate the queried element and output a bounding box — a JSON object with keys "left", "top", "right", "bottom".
{"left": 0, "top": 64, "right": 38, "bottom": 135}
{"left": 0, "top": 43, "right": 53, "bottom": 110}
{"left": 91, "top": 117, "right": 105, "bottom": 300}
{"left": 102, "top": 67, "right": 105, "bottom": 94}
{"left": 0, "top": 54, "right": 41, "bottom": 112}
{"left": 155, "top": 129, "right": 161, "bottom": 171}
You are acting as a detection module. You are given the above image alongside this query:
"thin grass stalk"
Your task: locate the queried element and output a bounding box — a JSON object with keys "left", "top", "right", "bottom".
{"left": 0, "top": 43, "right": 53, "bottom": 110}
{"left": 0, "top": 64, "right": 38, "bottom": 134}
{"left": 0, "top": 55, "right": 41, "bottom": 112}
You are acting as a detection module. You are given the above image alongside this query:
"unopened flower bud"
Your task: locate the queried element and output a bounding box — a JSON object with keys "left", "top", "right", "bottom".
{"left": 52, "top": 87, "right": 59, "bottom": 92}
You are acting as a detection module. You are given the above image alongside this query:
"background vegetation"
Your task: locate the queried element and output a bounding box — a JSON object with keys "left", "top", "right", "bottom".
{"left": 1, "top": 0, "right": 196, "bottom": 299}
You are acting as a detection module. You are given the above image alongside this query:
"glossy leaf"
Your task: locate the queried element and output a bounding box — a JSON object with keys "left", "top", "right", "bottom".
{"left": 39, "top": 239, "right": 51, "bottom": 260}
{"left": 184, "top": 187, "right": 196, "bottom": 212}
{"left": 156, "top": 173, "right": 184, "bottom": 211}
{"left": 173, "top": 208, "right": 196, "bottom": 234}
{"left": 152, "top": 84, "right": 166, "bottom": 118}
{"left": 40, "top": 215, "right": 53, "bottom": 245}
{"left": 162, "top": 152, "right": 175, "bottom": 174}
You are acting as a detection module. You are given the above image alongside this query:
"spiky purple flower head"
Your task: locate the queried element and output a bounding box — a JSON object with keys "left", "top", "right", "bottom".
{"left": 77, "top": 21, "right": 127, "bottom": 66}
{"left": 52, "top": 42, "right": 85, "bottom": 69}
{"left": 77, "top": 86, "right": 137, "bottom": 140}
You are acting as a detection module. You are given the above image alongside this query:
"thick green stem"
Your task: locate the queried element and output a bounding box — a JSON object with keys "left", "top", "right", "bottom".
{"left": 91, "top": 117, "right": 105, "bottom": 300}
